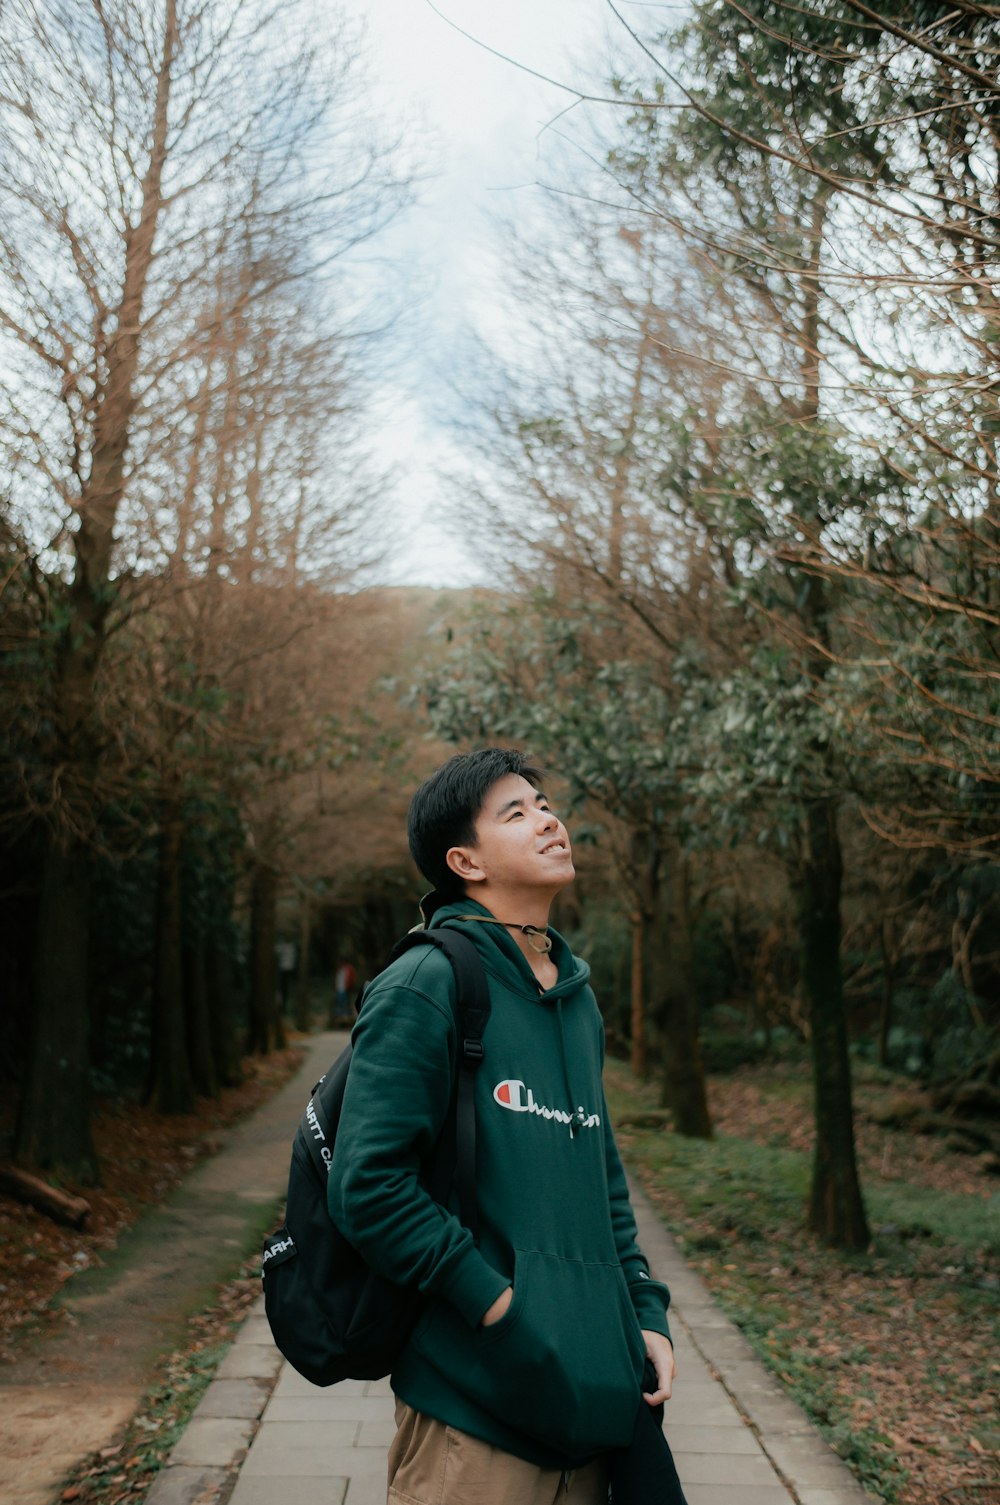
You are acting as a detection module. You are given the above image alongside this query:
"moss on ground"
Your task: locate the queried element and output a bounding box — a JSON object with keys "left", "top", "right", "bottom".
{"left": 605, "top": 1058, "right": 1000, "bottom": 1505}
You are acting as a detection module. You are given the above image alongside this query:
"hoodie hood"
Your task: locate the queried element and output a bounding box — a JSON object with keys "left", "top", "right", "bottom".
{"left": 426, "top": 894, "right": 591, "bottom": 1005}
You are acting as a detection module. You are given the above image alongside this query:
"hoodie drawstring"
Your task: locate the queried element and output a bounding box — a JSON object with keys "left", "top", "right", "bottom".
{"left": 556, "top": 997, "right": 587, "bottom": 1140}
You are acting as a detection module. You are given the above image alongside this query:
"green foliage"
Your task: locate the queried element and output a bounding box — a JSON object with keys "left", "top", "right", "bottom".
{"left": 881, "top": 977, "right": 997, "bottom": 1084}
{"left": 697, "top": 1018, "right": 806, "bottom": 1073}
{"left": 671, "top": 647, "right": 836, "bottom": 844}
{"left": 558, "top": 897, "right": 632, "bottom": 1044}
{"left": 660, "top": 404, "right": 900, "bottom": 554}
{"left": 421, "top": 596, "right": 682, "bottom": 828}
{"left": 698, "top": 1026, "right": 769, "bottom": 1073}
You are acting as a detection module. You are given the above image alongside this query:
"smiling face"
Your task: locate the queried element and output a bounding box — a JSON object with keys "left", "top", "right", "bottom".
{"left": 444, "top": 773, "right": 575, "bottom": 911}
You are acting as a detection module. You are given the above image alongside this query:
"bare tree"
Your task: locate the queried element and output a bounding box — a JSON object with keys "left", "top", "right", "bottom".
{"left": 0, "top": 0, "right": 408, "bottom": 1174}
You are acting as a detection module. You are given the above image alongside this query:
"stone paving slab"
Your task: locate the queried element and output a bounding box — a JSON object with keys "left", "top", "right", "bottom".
{"left": 270, "top": 1370, "right": 369, "bottom": 1398}
{"left": 239, "top": 1437, "right": 373, "bottom": 1476}
{"left": 264, "top": 1393, "right": 396, "bottom": 1422}
{"left": 136, "top": 1465, "right": 231, "bottom": 1505}
{"left": 168, "top": 1417, "right": 257, "bottom": 1469}
{"left": 345, "top": 1479, "right": 389, "bottom": 1505}
{"left": 228, "top": 1479, "right": 348, "bottom": 1505}
{"left": 190, "top": 1378, "right": 273, "bottom": 1420}
{"left": 149, "top": 1164, "right": 881, "bottom": 1505}
{"left": 214, "top": 1343, "right": 284, "bottom": 1382}
{"left": 683, "top": 1486, "right": 793, "bottom": 1505}
{"left": 678, "top": 1452, "right": 785, "bottom": 1485}
{"left": 664, "top": 1424, "right": 766, "bottom": 1455}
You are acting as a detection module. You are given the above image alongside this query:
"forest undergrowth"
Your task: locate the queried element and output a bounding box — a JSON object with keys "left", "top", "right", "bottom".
{"left": 0, "top": 1045, "right": 301, "bottom": 1364}
{"left": 604, "top": 1057, "right": 1000, "bottom": 1505}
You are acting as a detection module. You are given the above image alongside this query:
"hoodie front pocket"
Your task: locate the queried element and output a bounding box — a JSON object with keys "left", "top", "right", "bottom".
{"left": 416, "top": 1248, "right": 645, "bottom": 1458}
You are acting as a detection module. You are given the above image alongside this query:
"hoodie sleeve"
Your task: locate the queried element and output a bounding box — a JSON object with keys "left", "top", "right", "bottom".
{"left": 327, "top": 952, "right": 510, "bottom": 1329}
{"left": 596, "top": 1007, "right": 672, "bottom": 1340}
{"left": 602, "top": 1108, "right": 673, "bottom": 1340}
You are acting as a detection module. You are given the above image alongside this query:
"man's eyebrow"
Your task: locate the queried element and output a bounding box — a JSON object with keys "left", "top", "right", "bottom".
{"left": 495, "top": 791, "right": 548, "bottom": 817}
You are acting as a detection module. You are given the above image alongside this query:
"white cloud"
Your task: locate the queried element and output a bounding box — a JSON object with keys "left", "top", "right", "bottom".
{"left": 338, "top": 0, "right": 616, "bottom": 585}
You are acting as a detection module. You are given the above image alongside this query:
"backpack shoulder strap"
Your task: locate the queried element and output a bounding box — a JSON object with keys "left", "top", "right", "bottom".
{"left": 387, "top": 928, "right": 490, "bottom": 1240}
{"left": 297, "top": 1047, "right": 351, "bottom": 1180}
{"left": 388, "top": 928, "right": 490, "bottom": 1057}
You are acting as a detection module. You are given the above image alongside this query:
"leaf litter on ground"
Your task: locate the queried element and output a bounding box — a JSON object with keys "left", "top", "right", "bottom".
{"left": 0, "top": 1046, "right": 301, "bottom": 1364}
{"left": 604, "top": 1056, "right": 1000, "bottom": 1505}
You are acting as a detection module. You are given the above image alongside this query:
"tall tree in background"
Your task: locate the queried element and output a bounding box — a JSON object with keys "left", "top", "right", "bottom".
{"left": 607, "top": 0, "right": 999, "bottom": 850}
{"left": 427, "top": 216, "right": 715, "bottom": 1135}
{"left": 593, "top": 0, "right": 911, "bottom": 1247}
{"left": 0, "top": 0, "right": 407, "bottom": 1171}
{"left": 140, "top": 262, "right": 382, "bottom": 1107}
{"left": 424, "top": 594, "right": 714, "bottom": 1137}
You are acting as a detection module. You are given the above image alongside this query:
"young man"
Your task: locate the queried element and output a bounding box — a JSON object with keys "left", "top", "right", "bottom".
{"left": 328, "top": 748, "right": 676, "bottom": 1504}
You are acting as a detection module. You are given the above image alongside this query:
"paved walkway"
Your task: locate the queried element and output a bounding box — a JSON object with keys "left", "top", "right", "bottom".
{"left": 2, "top": 1031, "right": 347, "bottom": 1505}
{"left": 150, "top": 1183, "right": 877, "bottom": 1505}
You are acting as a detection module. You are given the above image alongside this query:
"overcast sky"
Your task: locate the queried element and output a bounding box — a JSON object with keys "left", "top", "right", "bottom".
{"left": 338, "top": 0, "right": 629, "bottom": 586}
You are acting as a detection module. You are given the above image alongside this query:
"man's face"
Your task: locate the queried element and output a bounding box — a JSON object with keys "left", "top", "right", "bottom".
{"left": 447, "top": 773, "right": 575, "bottom": 897}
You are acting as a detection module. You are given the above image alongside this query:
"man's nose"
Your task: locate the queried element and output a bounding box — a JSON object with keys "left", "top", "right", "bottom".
{"left": 537, "top": 808, "right": 558, "bottom": 832}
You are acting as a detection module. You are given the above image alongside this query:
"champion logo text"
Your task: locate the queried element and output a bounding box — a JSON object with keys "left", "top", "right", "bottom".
{"left": 492, "top": 1079, "right": 601, "bottom": 1129}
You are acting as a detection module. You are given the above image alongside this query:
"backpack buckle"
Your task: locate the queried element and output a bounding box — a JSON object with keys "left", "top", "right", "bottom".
{"left": 461, "top": 1037, "right": 485, "bottom": 1063}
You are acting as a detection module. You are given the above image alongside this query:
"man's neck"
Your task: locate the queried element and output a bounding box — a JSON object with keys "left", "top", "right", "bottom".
{"left": 471, "top": 887, "right": 552, "bottom": 932}
{"left": 468, "top": 890, "right": 558, "bottom": 984}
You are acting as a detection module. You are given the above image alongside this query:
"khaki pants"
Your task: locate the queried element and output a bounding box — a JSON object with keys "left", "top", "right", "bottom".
{"left": 387, "top": 1400, "right": 608, "bottom": 1505}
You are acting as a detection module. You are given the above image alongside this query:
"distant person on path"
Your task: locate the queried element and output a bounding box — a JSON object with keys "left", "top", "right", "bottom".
{"left": 329, "top": 748, "right": 679, "bottom": 1504}
{"left": 276, "top": 939, "right": 297, "bottom": 1013}
{"left": 334, "top": 959, "right": 357, "bottom": 1022}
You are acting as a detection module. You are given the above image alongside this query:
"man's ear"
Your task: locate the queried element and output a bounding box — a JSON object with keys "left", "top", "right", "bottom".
{"left": 445, "top": 845, "right": 486, "bottom": 885}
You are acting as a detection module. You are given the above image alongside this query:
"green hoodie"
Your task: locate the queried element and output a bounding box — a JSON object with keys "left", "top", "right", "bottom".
{"left": 327, "top": 898, "right": 671, "bottom": 1469}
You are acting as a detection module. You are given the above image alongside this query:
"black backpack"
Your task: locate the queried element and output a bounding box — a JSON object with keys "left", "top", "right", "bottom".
{"left": 261, "top": 928, "right": 490, "bottom": 1387}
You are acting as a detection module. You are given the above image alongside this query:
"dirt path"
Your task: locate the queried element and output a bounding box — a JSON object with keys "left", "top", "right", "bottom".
{"left": 0, "top": 1032, "right": 345, "bottom": 1505}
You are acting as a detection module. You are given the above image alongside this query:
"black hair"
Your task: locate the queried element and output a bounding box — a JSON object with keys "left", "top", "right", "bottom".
{"left": 407, "top": 748, "right": 544, "bottom": 896}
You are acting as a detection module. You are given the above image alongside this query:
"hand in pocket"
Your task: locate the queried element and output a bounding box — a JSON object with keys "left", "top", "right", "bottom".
{"left": 480, "top": 1287, "right": 513, "bottom": 1327}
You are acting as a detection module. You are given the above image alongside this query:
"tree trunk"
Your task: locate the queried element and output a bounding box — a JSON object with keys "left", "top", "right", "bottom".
{"left": 148, "top": 806, "right": 195, "bottom": 1113}
{"left": 791, "top": 189, "right": 867, "bottom": 1248}
{"left": 206, "top": 941, "right": 242, "bottom": 1087}
{"left": 294, "top": 891, "right": 313, "bottom": 1032}
{"left": 0, "top": 1167, "right": 91, "bottom": 1229}
{"left": 798, "top": 797, "right": 870, "bottom": 1249}
{"left": 184, "top": 939, "right": 218, "bottom": 1097}
{"left": 247, "top": 861, "right": 283, "bottom": 1053}
{"left": 658, "top": 992, "right": 713, "bottom": 1138}
{"left": 14, "top": 844, "right": 99, "bottom": 1182}
{"left": 629, "top": 910, "right": 647, "bottom": 1078}
{"left": 878, "top": 913, "right": 897, "bottom": 1068}
{"left": 657, "top": 856, "right": 713, "bottom": 1139}
{"left": 15, "top": 3, "right": 178, "bottom": 1164}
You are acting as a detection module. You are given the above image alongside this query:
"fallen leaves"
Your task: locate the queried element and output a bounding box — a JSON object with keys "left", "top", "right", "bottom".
{"left": 607, "top": 1057, "right": 1000, "bottom": 1505}
{"left": 0, "top": 1048, "right": 300, "bottom": 1365}
{"left": 57, "top": 1252, "right": 263, "bottom": 1505}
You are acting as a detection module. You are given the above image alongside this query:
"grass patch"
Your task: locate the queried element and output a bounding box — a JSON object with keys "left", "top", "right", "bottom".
{"left": 605, "top": 1059, "right": 1000, "bottom": 1505}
